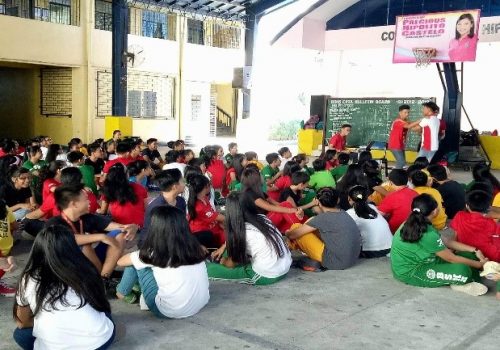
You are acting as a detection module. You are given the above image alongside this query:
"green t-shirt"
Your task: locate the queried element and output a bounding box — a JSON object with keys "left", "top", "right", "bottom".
{"left": 22, "top": 160, "right": 48, "bottom": 173}
{"left": 391, "top": 225, "right": 445, "bottom": 279}
{"left": 79, "top": 164, "right": 98, "bottom": 194}
{"left": 261, "top": 165, "right": 279, "bottom": 183}
{"left": 330, "top": 164, "right": 348, "bottom": 182}
{"left": 309, "top": 170, "right": 335, "bottom": 190}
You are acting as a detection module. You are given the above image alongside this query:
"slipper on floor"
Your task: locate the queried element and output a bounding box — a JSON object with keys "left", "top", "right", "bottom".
{"left": 292, "top": 257, "right": 326, "bottom": 272}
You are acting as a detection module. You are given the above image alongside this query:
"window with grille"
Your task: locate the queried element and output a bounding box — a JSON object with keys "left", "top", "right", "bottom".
{"left": 211, "top": 23, "right": 241, "bottom": 49}
{"left": 142, "top": 10, "right": 167, "bottom": 39}
{"left": 96, "top": 71, "right": 175, "bottom": 120}
{"left": 41, "top": 68, "right": 72, "bottom": 117}
{"left": 187, "top": 18, "right": 204, "bottom": 45}
{"left": 0, "top": 0, "right": 79, "bottom": 25}
{"left": 95, "top": 0, "right": 111, "bottom": 31}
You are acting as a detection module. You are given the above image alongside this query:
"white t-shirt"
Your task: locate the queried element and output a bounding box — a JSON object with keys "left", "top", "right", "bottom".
{"left": 245, "top": 220, "right": 292, "bottom": 278}
{"left": 40, "top": 146, "right": 48, "bottom": 160}
{"left": 419, "top": 115, "right": 440, "bottom": 151}
{"left": 130, "top": 251, "right": 209, "bottom": 319}
{"left": 346, "top": 204, "right": 392, "bottom": 252}
{"left": 279, "top": 157, "right": 290, "bottom": 171}
{"left": 16, "top": 277, "right": 114, "bottom": 350}
{"left": 163, "top": 162, "right": 187, "bottom": 174}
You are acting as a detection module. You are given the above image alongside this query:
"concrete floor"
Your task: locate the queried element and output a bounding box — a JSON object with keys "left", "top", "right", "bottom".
{"left": 1, "top": 167, "right": 499, "bottom": 350}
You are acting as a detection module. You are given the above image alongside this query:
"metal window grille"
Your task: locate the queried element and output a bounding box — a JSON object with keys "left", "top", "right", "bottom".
{"left": 96, "top": 70, "right": 175, "bottom": 120}
{"left": 41, "top": 68, "right": 72, "bottom": 117}
{"left": 95, "top": 0, "right": 112, "bottom": 31}
{"left": 187, "top": 18, "right": 204, "bottom": 45}
{"left": 0, "top": 0, "right": 79, "bottom": 25}
{"left": 142, "top": 10, "right": 167, "bottom": 39}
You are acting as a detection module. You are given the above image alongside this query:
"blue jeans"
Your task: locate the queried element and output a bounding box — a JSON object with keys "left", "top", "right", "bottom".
{"left": 390, "top": 149, "right": 406, "bottom": 169}
{"left": 94, "top": 229, "right": 123, "bottom": 262}
{"left": 417, "top": 149, "right": 437, "bottom": 162}
{"left": 14, "top": 208, "right": 30, "bottom": 221}
{"left": 116, "top": 266, "right": 165, "bottom": 318}
{"left": 13, "top": 313, "right": 115, "bottom": 350}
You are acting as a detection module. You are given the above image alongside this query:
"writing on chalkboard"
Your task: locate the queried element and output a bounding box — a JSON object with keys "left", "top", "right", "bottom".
{"left": 325, "top": 97, "right": 434, "bottom": 151}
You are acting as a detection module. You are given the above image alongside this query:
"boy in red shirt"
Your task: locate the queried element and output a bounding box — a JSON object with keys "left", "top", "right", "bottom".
{"left": 329, "top": 124, "right": 351, "bottom": 152}
{"left": 101, "top": 142, "right": 132, "bottom": 183}
{"left": 378, "top": 169, "right": 418, "bottom": 233}
{"left": 450, "top": 190, "right": 500, "bottom": 262}
{"left": 387, "top": 104, "right": 422, "bottom": 169}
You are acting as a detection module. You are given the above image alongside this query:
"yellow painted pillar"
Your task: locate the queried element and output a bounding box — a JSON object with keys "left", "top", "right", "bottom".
{"left": 105, "top": 116, "right": 133, "bottom": 140}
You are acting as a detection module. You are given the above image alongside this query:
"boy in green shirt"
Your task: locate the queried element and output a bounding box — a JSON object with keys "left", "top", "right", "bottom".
{"left": 67, "top": 151, "right": 98, "bottom": 195}
{"left": 261, "top": 153, "right": 282, "bottom": 201}
{"left": 309, "top": 159, "right": 335, "bottom": 191}
{"left": 330, "top": 152, "right": 349, "bottom": 182}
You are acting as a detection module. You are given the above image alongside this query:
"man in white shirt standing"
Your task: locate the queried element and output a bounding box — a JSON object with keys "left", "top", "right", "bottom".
{"left": 414, "top": 102, "right": 441, "bottom": 162}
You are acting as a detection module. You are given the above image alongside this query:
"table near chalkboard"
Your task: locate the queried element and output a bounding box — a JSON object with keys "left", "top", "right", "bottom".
{"left": 325, "top": 97, "right": 434, "bottom": 151}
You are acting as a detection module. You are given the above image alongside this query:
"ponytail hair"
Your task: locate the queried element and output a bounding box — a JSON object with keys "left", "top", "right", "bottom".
{"left": 400, "top": 194, "right": 437, "bottom": 243}
{"left": 0, "top": 199, "right": 7, "bottom": 221}
{"left": 187, "top": 174, "right": 210, "bottom": 221}
{"left": 348, "top": 185, "right": 377, "bottom": 219}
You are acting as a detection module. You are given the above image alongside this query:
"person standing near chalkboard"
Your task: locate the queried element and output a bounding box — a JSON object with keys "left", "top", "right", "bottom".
{"left": 388, "top": 105, "right": 422, "bottom": 169}
{"left": 415, "top": 102, "right": 441, "bottom": 162}
{"left": 329, "top": 124, "right": 351, "bottom": 152}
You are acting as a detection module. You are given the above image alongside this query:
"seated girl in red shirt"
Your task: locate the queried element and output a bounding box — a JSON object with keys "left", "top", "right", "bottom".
{"left": 322, "top": 150, "right": 338, "bottom": 171}
{"left": 273, "top": 161, "right": 301, "bottom": 198}
{"left": 188, "top": 175, "right": 225, "bottom": 247}
{"left": 99, "top": 164, "right": 148, "bottom": 227}
{"left": 205, "top": 145, "right": 226, "bottom": 193}
{"left": 39, "top": 160, "right": 65, "bottom": 202}
{"left": 222, "top": 154, "right": 247, "bottom": 197}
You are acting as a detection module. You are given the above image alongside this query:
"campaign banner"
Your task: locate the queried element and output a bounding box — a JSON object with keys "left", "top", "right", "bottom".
{"left": 393, "top": 9, "right": 481, "bottom": 63}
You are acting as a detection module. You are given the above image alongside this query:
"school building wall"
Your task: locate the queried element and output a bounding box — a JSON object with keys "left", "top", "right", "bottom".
{"left": 0, "top": 1, "right": 245, "bottom": 146}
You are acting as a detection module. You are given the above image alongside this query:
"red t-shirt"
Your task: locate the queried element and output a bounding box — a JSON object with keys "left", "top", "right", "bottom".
{"left": 451, "top": 211, "right": 500, "bottom": 262}
{"left": 86, "top": 189, "right": 100, "bottom": 214}
{"left": 105, "top": 182, "right": 147, "bottom": 227}
{"left": 222, "top": 168, "right": 236, "bottom": 196}
{"left": 103, "top": 157, "right": 131, "bottom": 174}
{"left": 207, "top": 159, "right": 226, "bottom": 190}
{"left": 42, "top": 179, "right": 60, "bottom": 202}
{"left": 39, "top": 193, "right": 60, "bottom": 219}
{"left": 329, "top": 133, "right": 346, "bottom": 151}
{"left": 189, "top": 199, "right": 219, "bottom": 232}
{"left": 378, "top": 187, "right": 418, "bottom": 233}
{"left": 388, "top": 119, "right": 408, "bottom": 150}
{"left": 274, "top": 175, "right": 291, "bottom": 192}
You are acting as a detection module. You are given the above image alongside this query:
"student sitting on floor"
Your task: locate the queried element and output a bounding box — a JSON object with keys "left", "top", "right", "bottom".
{"left": 322, "top": 149, "right": 338, "bottom": 171}
{"left": 273, "top": 161, "right": 301, "bottom": 198}
{"left": 39, "top": 160, "right": 65, "bottom": 202}
{"left": 450, "top": 190, "right": 500, "bottom": 262}
{"left": 261, "top": 153, "right": 282, "bottom": 202}
{"left": 207, "top": 192, "right": 292, "bottom": 285}
{"left": 309, "top": 159, "right": 335, "bottom": 191}
{"left": 223, "top": 153, "right": 247, "bottom": 196}
{"left": 205, "top": 145, "right": 226, "bottom": 196}
{"left": 278, "top": 146, "right": 293, "bottom": 171}
{"left": 466, "top": 162, "right": 500, "bottom": 197}
{"left": 13, "top": 225, "right": 115, "bottom": 350}
{"left": 286, "top": 188, "right": 361, "bottom": 270}
{"left": 67, "top": 151, "right": 98, "bottom": 195}
{"left": 127, "top": 160, "right": 153, "bottom": 189}
{"left": 116, "top": 206, "right": 209, "bottom": 318}
{"left": 46, "top": 184, "right": 137, "bottom": 282}
{"left": 241, "top": 168, "right": 303, "bottom": 233}
{"left": 224, "top": 142, "right": 238, "bottom": 168}
{"left": 391, "top": 194, "right": 488, "bottom": 296}
{"left": 99, "top": 163, "right": 148, "bottom": 229}
{"left": 346, "top": 186, "right": 392, "bottom": 258}
{"left": 245, "top": 151, "right": 264, "bottom": 170}
{"left": 292, "top": 153, "right": 314, "bottom": 176}
{"left": 410, "top": 170, "right": 447, "bottom": 230}
{"left": 279, "top": 172, "right": 319, "bottom": 213}
{"left": 330, "top": 152, "right": 350, "bottom": 183}
{"left": 427, "top": 164, "right": 465, "bottom": 219}
{"left": 0, "top": 167, "right": 36, "bottom": 221}
{"left": 378, "top": 169, "right": 418, "bottom": 234}
{"left": 188, "top": 174, "right": 225, "bottom": 247}
{"left": 336, "top": 164, "right": 369, "bottom": 210}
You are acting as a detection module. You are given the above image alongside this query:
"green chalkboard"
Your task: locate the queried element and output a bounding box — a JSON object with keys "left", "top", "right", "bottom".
{"left": 325, "top": 97, "right": 434, "bottom": 151}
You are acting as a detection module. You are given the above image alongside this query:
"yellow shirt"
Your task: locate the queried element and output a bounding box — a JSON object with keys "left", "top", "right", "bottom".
{"left": 414, "top": 187, "right": 448, "bottom": 230}
{"left": 0, "top": 208, "right": 15, "bottom": 256}
{"left": 248, "top": 160, "right": 264, "bottom": 170}
{"left": 493, "top": 193, "right": 500, "bottom": 208}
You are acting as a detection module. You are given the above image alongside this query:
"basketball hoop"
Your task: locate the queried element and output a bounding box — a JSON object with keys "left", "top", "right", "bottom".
{"left": 412, "top": 48, "right": 437, "bottom": 68}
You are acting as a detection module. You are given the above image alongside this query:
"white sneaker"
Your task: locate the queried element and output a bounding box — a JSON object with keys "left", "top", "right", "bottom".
{"left": 139, "top": 294, "right": 149, "bottom": 311}
{"left": 450, "top": 282, "right": 488, "bottom": 296}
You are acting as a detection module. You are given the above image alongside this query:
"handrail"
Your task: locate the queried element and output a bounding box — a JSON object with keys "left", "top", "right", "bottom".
{"left": 216, "top": 106, "right": 234, "bottom": 132}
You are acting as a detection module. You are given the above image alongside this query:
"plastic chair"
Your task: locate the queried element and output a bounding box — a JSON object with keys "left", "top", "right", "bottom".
{"left": 366, "top": 141, "right": 389, "bottom": 177}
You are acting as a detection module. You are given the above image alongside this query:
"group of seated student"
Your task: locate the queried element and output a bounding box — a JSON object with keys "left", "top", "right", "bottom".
{"left": 1, "top": 134, "right": 500, "bottom": 348}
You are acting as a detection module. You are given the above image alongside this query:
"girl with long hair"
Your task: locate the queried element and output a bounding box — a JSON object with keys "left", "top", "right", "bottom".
{"left": 466, "top": 162, "right": 500, "bottom": 197}
{"left": 187, "top": 174, "right": 225, "bottom": 247}
{"left": 0, "top": 167, "right": 35, "bottom": 221}
{"left": 13, "top": 225, "right": 115, "bottom": 349}
{"left": 292, "top": 153, "right": 314, "bottom": 175}
{"left": 321, "top": 149, "right": 338, "bottom": 170}
{"left": 100, "top": 163, "right": 148, "bottom": 227}
{"left": 273, "top": 161, "right": 301, "bottom": 197}
{"left": 336, "top": 164, "right": 369, "bottom": 210}
{"left": 38, "top": 161, "right": 65, "bottom": 202}
{"left": 208, "top": 192, "right": 291, "bottom": 285}
{"left": 222, "top": 153, "right": 247, "bottom": 196}
{"left": 240, "top": 167, "right": 304, "bottom": 233}
{"left": 205, "top": 145, "right": 226, "bottom": 195}
{"left": 391, "top": 194, "right": 489, "bottom": 296}
{"left": 44, "top": 144, "right": 64, "bottom": 163}
{"left": 346, "top": 185, "right": 392, "bottom": 258}
{"left": 449, "top": 13, "right": 478, "bottom": 61}
{"left": 116, "top": 206, "right": 209, "bottom": 318}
